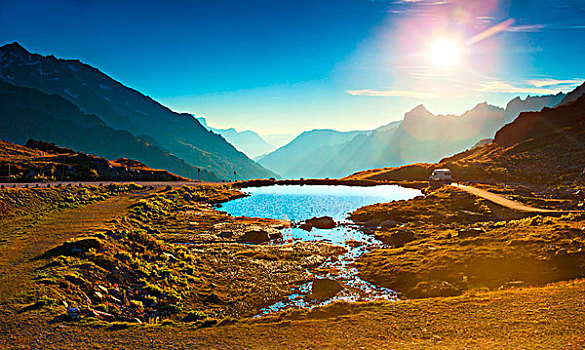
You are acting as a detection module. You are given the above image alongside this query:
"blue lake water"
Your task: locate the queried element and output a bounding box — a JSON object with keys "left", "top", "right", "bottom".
{"left": 219, "top": 184, "right": 421, "bottom": 224}
{"left": 219, "top": 184, "right": 421, "bottom": 313}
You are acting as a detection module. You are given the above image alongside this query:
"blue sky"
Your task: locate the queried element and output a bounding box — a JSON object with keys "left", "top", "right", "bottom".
{"left": 1, "top": 0, "right": 584, "bottom": 137}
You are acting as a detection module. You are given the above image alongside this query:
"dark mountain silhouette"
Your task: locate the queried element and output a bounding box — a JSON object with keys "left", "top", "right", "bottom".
{"left": 0, "top": 42, "right": 274, "bottom": 180}
{"left": 559, "top": 82, "right": 585, "bottom": 106}
{"left": 0, "top": 81, "right": 218, "bottom": 181}
{"left": 502, "top": 93, "right": 565, "bottom": 124}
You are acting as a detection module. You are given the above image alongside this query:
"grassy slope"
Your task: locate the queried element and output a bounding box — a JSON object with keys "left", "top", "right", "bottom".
{"left": 350, "top": 186, "right": 585, "bottom": 298}
{"left": 0, "top": 139, "right": 188, "bottom": 182}
{"left": 1, "top": 280, "right": 583, "bottom": 349}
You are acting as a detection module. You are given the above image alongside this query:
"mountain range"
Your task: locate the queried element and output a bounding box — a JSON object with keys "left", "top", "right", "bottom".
{"left": 257, "top": 129, "right": 370, "bottom": 179}
{"left": 0, "top": 42, "right": 274, "bottom": 181}
{"left": 347, "top": 82, "right": 585, "bottom": 185}
{"left": 196, "top": 117, "right": 275, "bottom": 159}
{"left": 259, "top": 94, "right": 565, "bottom": 179}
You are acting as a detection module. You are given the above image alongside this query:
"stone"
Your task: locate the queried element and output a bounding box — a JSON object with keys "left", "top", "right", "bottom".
{"left": 93, "top": 291, "right": 104, "bottom": 301}
{"left": 380, "top": 229, "right": 416, "bottom": 247}
{"left": 269, "top": 231, "right": 283, "bottom": 240}
{"left": 380, "top": 220, "right": 397, "bottom": 229}
{"left": 162, "top": 252, "right": 178, "bottom": 261}
{"left": 299, "top": 222, "right": 313, "bottom": 231}
{"left": 238, "top": 230, "right": 270, "bottom": 244}
{"left": 306, "top": 216, "right": 336, "bottom": 229}
{"left": 67, "top": 307, "right": 80, "bottom": 321}
{"left": 205, "top": 293, "right": 221, "bottom": 304}
{"left": 308, "top": 278, "right": 343, "bottom": 300}
{"left": 457, "top": 227, "right": 484, "bottom": 239}
{"left": 218, "top": 231, "right": 233, "bottom": 238}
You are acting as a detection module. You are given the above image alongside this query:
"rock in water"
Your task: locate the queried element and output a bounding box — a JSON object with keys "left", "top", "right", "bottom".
{"left": 306, "top": 216, "right": 336, "bottom": 229}
{"left": 299, "top": 222, "right": 313, "bottom": 231}
{"left": 237, "top": 230, "right": 269, "bottom": 244}
{"left": 309, "top": 278, "right": 343, "bottom": 300}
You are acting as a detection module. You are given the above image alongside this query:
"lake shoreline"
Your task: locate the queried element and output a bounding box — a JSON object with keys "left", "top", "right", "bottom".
{"left": 233, "top": 178, "right": 428, "bottom": 190}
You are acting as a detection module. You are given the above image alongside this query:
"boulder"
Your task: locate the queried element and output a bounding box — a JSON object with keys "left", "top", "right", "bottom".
{"left": 237, "top": 230, "right": 270, "bottom": 244}
{"left": 299, "top": 222, "right": 313, "bottom": 231}
{"left": 306, "top": 216, "right": 336, "bottom": 229}
{"left": 380, "top": 229, "right": 416, "bottom": 247}
{"left": 380, "top": 220, "right": 398, "bottom": 229}
{"left": 308, "top": 278, "right": 343, "bottom": 300}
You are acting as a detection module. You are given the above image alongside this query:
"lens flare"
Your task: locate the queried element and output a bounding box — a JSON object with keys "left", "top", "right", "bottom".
{"left": 429, "top": 39, "right": 460, "bottom": 68}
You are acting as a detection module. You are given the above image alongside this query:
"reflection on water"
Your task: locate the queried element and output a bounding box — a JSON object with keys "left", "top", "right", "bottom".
{"left": 219, "top": 185, "right": 421, "bottom": 314}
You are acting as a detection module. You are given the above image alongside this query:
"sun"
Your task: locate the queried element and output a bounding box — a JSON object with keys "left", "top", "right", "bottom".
{"left": 429, "top": 39, "right": 461, "bottom": 68}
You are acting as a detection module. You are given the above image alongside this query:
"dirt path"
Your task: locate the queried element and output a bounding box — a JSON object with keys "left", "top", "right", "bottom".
{"left": 450, "top": 183, "right": 567, "bottom": 213}
{"left": 0, "top": 192, "right": 147, "bottom": 303}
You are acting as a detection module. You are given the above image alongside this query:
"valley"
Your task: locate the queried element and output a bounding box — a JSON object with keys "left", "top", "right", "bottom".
{"left": 2, "top": 1, "right": 585, "bottom": 347}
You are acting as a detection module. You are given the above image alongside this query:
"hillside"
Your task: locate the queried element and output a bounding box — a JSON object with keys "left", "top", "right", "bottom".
{"left": 0, "top": 139, "right": 188, "bottom": 182}
{"left": 348, "top": 85, "right": 585, "bottom": 185}
{"left": 0, "top": 81, "right": 218, "bottom": 181}
{"left": 0, "top": 42, "right": 274, "bottom": 180}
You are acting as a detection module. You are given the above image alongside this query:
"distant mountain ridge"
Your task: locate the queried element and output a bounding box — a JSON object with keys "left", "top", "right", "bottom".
{"left": 258, "top": 92, "right": 569, "bottom": 179}
{"left": 0, "top": 42, "right": 274, "bottom": 180}
{"left": 258, "top": 129, "right": 370, "bottom": 178}
{"left": 346, "top": 83, "right": 585, "bottom": 185}
{"left": 196, "top": 117, "right": 275, "bottom": 158}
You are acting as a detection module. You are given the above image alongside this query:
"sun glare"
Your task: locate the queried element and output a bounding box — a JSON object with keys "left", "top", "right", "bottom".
{"left": 429, "top": 39, "right": 460, "bottom": 68}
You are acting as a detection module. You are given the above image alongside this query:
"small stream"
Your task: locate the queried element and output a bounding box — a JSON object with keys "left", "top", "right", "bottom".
{"left": 219, "top": 184, "right": 421, "bottom": 313}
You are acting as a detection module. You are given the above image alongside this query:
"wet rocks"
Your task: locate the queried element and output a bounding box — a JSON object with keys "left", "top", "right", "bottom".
{"left": 299, "top": 216, "right": 337, "bottom": 231}
{"left": 307, "top": 278, "right": 343, "bottom": 300}
{"left": 299, "top": 222, "right": 313, "bottom": 231}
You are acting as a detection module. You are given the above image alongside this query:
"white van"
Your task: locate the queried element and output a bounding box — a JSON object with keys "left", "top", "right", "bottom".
{"left": 429, "top": 168, "right": 452, "bottom": 182}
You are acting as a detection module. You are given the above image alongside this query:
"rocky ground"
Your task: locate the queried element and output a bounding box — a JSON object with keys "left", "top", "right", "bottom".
{"left": 0, "top": 182, "right": 584, "bottom": 348}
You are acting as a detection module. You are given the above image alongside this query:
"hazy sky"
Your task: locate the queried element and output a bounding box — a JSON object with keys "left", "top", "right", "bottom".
{"left": 1, "top": 0, "right": 584, "bottom": 136}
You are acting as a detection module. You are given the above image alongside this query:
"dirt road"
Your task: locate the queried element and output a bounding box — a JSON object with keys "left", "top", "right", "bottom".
{"left": 0, "top": 191, "right": 147, "bottom": 302}
{"left": 450, "top": 183, "right": 567, "bottom": 213}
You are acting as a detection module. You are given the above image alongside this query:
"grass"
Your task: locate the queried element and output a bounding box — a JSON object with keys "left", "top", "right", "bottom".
{"left": 351, "top": 185, "right": 585, "bottom": 298}
{"left": 1, "top": 182, "right": 584, "bottom": 348}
